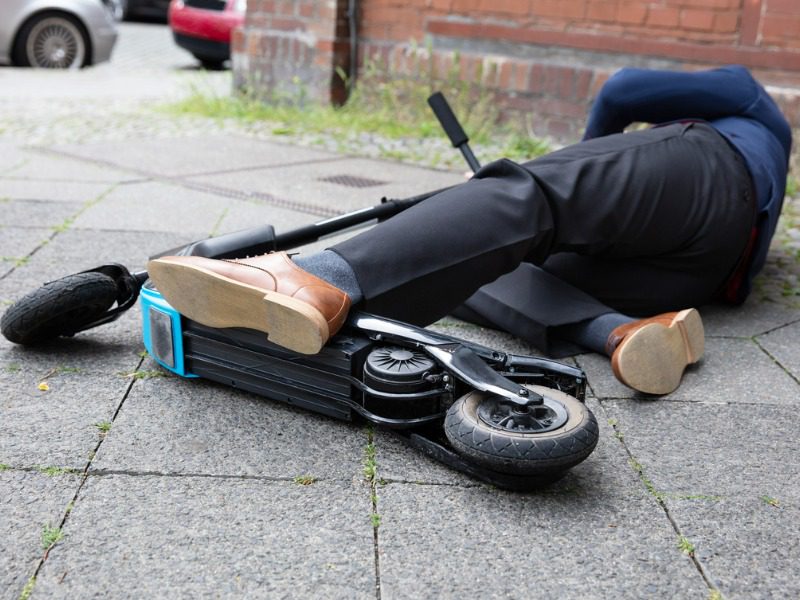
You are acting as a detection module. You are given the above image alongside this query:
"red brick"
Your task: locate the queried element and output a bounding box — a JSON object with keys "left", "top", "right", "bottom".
{"left": 767, "top": 0, "right": 797, "bottom": 13}
{"left": 647, "top": 6, "right": 680, "bottom": 28}
{"left": 586, "top": 0, "right": 618, "bottom": 23}
{"left": 531, "top": 0, "right": 586, "bottom": 20}
{"left": 616, "top": 2, "right": 647, "bottom": 25}
{"left": 680, "top": 8, "right": 716, "bottom": 31}
{"left": 513, "top": 62, "right": 529, "bottom": 91}
{"left": 574, "top": 68, "right": 592, "bottom": 99}
{"left": 527, "top": 63, "right": 545, "bottom": 93}
{"left": 712, "top": 10, "right": 739, "bottom": 33}
{"left": 479, "top": 0, "right": 531, "bottom": 16}
{"left": 761, "top": 14, "right": 800, "bottom": 47}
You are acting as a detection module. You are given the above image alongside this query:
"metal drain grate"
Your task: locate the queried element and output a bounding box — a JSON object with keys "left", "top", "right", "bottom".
{"left": 317, "top": 174, "right": 388, "bottom": 188}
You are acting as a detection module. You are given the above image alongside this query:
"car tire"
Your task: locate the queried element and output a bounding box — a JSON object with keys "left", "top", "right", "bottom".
{"left": 195, "top": 56, "right": 227, "bottom": 71}
{"left": 12, "top": 12, "right": 90, "bottom": 69}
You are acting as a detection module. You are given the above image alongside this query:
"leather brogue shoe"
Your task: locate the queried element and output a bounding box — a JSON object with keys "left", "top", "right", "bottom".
{"left": 147, "top": 252, "right": 351, "bottom": 354}
{"left": 606, "top": 308, "right": 704, "bottom": 395}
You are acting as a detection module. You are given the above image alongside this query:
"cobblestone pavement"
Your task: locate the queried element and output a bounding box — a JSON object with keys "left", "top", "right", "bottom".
{"left": 1, "top": 22, "right": 800, "bottom": 600}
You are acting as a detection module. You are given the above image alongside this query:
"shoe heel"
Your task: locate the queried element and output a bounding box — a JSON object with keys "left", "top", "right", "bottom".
{"left": 674, "top": 308, "right": 704, "bottom": 364}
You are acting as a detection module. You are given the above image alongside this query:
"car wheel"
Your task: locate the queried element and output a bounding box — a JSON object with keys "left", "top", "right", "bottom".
{"left": 196, "top": 56, "right": 227, "bottom": 71}
{"left": 107, "top": 0, "right": 129, "bottom": 22}
{"left": 13, "top": 13, "right": 89, "bottom": 69}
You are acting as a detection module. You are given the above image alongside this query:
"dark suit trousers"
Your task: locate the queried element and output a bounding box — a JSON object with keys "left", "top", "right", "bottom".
{"left": 331, "top": 122, "right": 755, "bottom": 356}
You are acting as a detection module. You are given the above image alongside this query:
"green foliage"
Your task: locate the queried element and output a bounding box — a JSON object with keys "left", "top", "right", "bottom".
{"left": 19, "top": 576, "right": 36, "bottom": 600}
{"left": 36, "top": 466, "right": 78, "bottom": 476}
{"left": 677, "top": 535, "right": 695, "bottom": 555}
{"left": 41, "top": 523, "right": 63, "bottom": 550}
{"left": 293, "top": 475, "right": 317, "bottom": 486}
{"left": 94, "top": 421, "right": 112, "bottom": 434}
{"left": 761, "top": 495, "right": 780, "bottom": 507}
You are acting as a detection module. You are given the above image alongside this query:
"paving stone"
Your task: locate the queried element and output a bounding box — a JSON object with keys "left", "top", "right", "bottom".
{"left": 376, "top": 476, "right": 708, "bottom": 599}
{"left": 602, "top": 400, "right": 800, "bottom": 500}
{"left": 188, "top": 156, "right": 462, "bottom": 213}
{"left": 32, "top": 475, "right": 375, "bottom": 599}
{"left": 0, "top": 370, "right": 130, "bottom": 469}
{"left": 577, "top": 337, "right": 799, "bottom": 403}
{"left": 0, "top": 229, "right": 195, "bottom": 289}
{"left": 757, "top": 319, "right": 800, "bottom": 380}
{"left": 665, "top": 496, "right": 800, "bottom": 599}
{"left": 0, "top": 180, "right": 113, "bottom": 203}
{"left": 51, "top": 135, "right": 339, "bottom": 178}
{"left": 2, "top": 151, "right": 134, "bottom": 182}
{"left": 0, "top": 227, "right": 51, "bottom": 279}
{"left": 701, "top": 298, "right": 799, "bottom": 338}
{"left": 0, "top": 470, "right": 79, "bottom": 600}
{"left": 0, "top": 200, "right": 83, "bottom": 229}
{"left": 72, "top": 180, "right": 231, "bottom": 237}
{"left": 91, "top": 369, "right": 367, "bottom": 481}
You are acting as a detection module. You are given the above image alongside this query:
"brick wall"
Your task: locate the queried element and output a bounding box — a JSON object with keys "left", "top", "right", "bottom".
{"left": 232, "top": 0, "right": 351, "bottom": 105}
{"left": 235, "top": 0, "right": 800, "bottom": 141}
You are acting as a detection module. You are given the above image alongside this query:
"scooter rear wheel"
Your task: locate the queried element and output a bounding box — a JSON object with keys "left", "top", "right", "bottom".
{"left": 444, "top": 385, "right": 598, "bottom": 476}
{"left": 1, "top": 272, "right": 118, "bottom": 345}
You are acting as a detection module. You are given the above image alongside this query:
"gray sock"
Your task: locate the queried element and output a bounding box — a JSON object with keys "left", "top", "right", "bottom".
{"left": 294, "top": 250, "right": 364, "bottom": 304}
{"left": 556, "top": 312, "right": 635, "bottom": 355}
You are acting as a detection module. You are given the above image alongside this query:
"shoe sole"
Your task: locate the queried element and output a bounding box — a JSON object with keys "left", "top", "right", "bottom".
{"left": 612, "top": 308, "right": 704, "bottom": 395}
{"left": 148, "top": 258, "right": 329, "bottom": 355}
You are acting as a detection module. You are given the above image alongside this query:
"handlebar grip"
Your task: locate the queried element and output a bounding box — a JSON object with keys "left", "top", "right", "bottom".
{"left": 427, "top": 92, "right": 469, "bottom": 148}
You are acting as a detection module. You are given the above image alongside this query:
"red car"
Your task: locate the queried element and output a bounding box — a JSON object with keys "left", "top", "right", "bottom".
{"left": 168, "top": 0, "right": 245, "bottom": 69}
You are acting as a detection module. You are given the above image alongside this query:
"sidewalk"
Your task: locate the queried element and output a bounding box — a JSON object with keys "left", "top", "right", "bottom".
{"left": 2, "top": 23, "right": 800, "bottom": 600}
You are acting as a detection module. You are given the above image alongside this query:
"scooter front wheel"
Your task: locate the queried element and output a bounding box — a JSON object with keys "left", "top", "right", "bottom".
{"left": 1, "top": 272, "right": 118, "bottom": 345}
{"left": 444, "top": 385, "right": 599, "bottom": 477}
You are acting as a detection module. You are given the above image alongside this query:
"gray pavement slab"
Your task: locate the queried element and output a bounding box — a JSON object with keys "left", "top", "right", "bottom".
{"left": 0, "top": 369, "right": 130, "bottom": 469}
{"left": 51, "top": 135, "right": 341, "bottom": 178}
{"left": 0, "top": 180, "right": 114, "bottom": 203}
{"left": 701, "top": 297, "right": 799, "bottom": 338}
{"left": 187, "top": 156, "right": 463, "bottom": 213}
{"left": 32, "top": 475, "right": 376, "bottom": 599}
{"left": 0, "top": 200, "right": 83, "bottom": 229}
{"left": 602, "top": 400, "right": 800, "bottom": 499}
{"left": 602, "top": 399, "right": 800, "bottom": 598}
{"left": 757, "top": 319, "right": 800, "bottom": 380}
{"left": 376, "top": 479, "right": 708, "bottom": 599}
{"left": 72, "top": 180, "right": 232, "bottom": 237}
{"left": 0, "top": 470, "right": 79, "bottom": 600}
{"left": 0, "top": 227, "right": 51, "bottom": 278}
{"left": 576, "top": 336, "right": 799, "bottom": 403}
{"left": 666, "top": 496, "right": 800, "bottom": 599}
{"left": 91, "top": 368, "right": 366, "bottom": 481}
{"left": 2, "top": 150, "right": 135, "bottom": 183}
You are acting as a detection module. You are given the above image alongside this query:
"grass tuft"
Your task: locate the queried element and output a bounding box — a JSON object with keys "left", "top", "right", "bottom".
{"left": 41, "top": 524, "right": 63, "bottom": 550}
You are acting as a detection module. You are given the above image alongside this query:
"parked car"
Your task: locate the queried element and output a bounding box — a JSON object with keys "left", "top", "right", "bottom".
{"left": 106, "top": 0, "right": 169, "bottom": 22}
{"left": 0, "top": 0, "right": 117, "bottom": 69}
{"left": 168, "top": 0, "right": 245, "bottom": 70}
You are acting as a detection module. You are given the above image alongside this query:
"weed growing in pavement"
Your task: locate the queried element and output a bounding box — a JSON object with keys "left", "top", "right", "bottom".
{"left": 677, "top": 535, "right": 695, "bottom": 556}
{"left": 760, "top": 495, "right": 781, "bottom": 507}
{"left": 0, "top": 463, "right": 10, "bottom": 471}
{"left": 293, "top": 475, "right": 317, "bottom": 486}
{"left": 36, "top": 466, "right": 79, "bottom": 476}
{"left": 19, "top": 576, "right": 36, "bottom": 600}
{"left": 121, "top": 369, "right": 168, "bottom": 380}
{"left": 41, "top": 524, "right": 64, "bottom": 550}
{"left": 94, "top": 421, "right": 112, "bottom": 434}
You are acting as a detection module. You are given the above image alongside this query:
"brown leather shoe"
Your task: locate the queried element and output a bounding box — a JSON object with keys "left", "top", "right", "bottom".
{"left": 147, "top": 252, "right": 351, "bottom": 354}
{"left": 606, "top": 308, "right": 704, "bottom": 395}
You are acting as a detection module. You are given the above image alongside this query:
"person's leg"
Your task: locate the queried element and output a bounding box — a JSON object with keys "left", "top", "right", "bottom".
{"left": 332, "top": 123, "right": 753, "bottom": 326}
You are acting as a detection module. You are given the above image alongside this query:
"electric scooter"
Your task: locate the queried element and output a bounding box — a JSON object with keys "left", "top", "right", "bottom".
{"left": 1, "top": 94, "right": 599, "bottom": 489}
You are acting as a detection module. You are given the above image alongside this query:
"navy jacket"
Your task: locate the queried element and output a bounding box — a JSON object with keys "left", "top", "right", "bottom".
{"left": 583, "top": 65, "right": 792, "bottom": 303}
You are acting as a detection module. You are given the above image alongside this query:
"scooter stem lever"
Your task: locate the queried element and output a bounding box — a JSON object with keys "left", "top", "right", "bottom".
{"left": 424, "top": 344, "right": 544, "bottom": 406}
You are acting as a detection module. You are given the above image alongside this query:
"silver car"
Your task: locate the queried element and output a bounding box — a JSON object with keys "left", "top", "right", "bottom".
{"left": 0, "top": 0, "right": 117, "bottom": 68}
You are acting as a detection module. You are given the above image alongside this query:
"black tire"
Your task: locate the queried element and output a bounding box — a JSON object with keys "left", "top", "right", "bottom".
{"left": 12, "top": 12, "right": 90, "bottom": 69}
{"left": 195, "top": 55, "right": 226, "bottom": 70}
{"left": 1, "top": 272, "right": 118, "bottom": 345}
{"left": 444, "top": 385, "right": 599, "bottom": 476}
